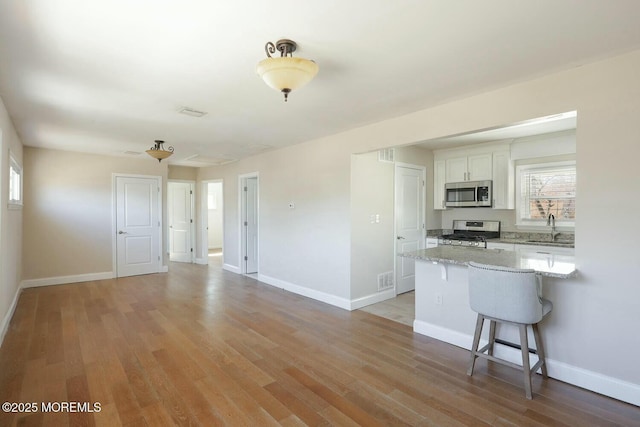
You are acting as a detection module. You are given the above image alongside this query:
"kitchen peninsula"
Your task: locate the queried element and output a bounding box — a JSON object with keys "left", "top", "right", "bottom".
{"left": 399, "top": 245, "right": 577, "bottom": 357}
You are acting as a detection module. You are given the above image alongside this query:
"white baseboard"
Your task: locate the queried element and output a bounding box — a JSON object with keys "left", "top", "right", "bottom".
{"left": 0, "top": 285, "right": 22, "bottom": 349}
{"left": 194, "top": 258, "right": 208, "bottom": 265}
{"left": 258, "top": 274, "right": 351, "bottom": 310}
{"left": 160, "top": 265, "right": 169, "bottom": 273}
{"left": 223, "top": 263, "right": 241, "bottom": 274}
{"left": 350, "top": 288, "right": 396, "bottom": 310}
{"left": 413, "top": 320, "right": 640, "bottom": 406}
{"left": 21, "top": 272, "right": 114, "bottom": 288}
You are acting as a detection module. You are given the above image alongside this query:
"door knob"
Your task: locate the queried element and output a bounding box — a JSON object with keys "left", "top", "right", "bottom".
{"left": 118, "top": 231, "right": 128, "bottom": 234}
{"left": 397, "top": 236, "right": 405, "bottom": 240}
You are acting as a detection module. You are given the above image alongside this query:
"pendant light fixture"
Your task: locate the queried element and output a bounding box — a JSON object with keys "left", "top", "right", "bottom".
{"left": 256, "top": 39, "right": 319, "bottom": 102}
{"left": 146, "top": 140, "right": 174, "bottom": 163}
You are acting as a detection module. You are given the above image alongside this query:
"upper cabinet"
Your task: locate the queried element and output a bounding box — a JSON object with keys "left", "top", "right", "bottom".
{"left": 445, "top": 153, "right": 492, "bottom": 182}
{"left": 492, "top": 149, "right": 515, "bottom": 209}
{"left": 434, "top": 143, "right": 514, "bottom": 210}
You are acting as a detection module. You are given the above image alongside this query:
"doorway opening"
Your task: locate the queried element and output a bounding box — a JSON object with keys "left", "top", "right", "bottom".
{"left": 202, "top": 180, "right": 224, "bottom": 266}
{"left": 239, "top": 173, "right": 259, "bottom": 276}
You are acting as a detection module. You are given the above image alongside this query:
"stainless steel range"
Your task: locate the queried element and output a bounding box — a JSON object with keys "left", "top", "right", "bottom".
{"left": 438, "top": 220, "right": 500, "bottom": 248}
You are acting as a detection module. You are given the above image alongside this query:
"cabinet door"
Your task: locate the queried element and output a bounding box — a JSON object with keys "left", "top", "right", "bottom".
{"left": 467, "top": 153, "right": 492, "bottom": 181}
{"left": 486, "top": 242, "right": 515, "bottom": 251}
{"left": 433, "top": 159, "right": 447, "bottom": 210}
{"left": 492, "top": 150, "right": 514, "bottom": 209}
{"left": 445, "top": 156, "right": 467, "bottom": 182}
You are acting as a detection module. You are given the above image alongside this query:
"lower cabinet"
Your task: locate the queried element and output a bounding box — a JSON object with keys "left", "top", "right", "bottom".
{"left": 486, "top": 242, "right": 515, "bottom": 251}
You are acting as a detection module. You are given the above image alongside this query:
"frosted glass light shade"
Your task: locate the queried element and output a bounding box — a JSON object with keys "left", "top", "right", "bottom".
{"left": 257, "top": 57, "right": 319, "bottom": 93}
{"left": 146, "top": 149, "right": 173, "bottom": 162}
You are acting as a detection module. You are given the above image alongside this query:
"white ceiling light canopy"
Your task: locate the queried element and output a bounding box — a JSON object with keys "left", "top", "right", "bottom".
{"left": 256, "top": 39, "right": 319, "bottom": 102}
{"left": 146, "top": 140, "right": 174, "bottom": 162}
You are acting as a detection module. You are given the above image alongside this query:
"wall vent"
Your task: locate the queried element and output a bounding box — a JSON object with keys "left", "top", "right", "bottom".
{"left": 378, "top": 148, "right": 395, "bottom": 163}
{"left": 377, "top": 271, "right": 394, "bottom": 291}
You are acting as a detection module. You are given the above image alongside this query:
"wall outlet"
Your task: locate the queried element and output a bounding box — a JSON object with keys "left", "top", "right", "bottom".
{"left": 435, "top": 293, "right": 443, "bottom": 305}
{"left": 288, "top": 202, "right": 295, "bottom": 209}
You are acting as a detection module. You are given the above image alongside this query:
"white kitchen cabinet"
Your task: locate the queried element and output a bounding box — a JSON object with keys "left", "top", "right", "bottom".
{"left": 492, "top": 149, "right": 515, "bottom": 209}
{"left": 516, "top": 244, "right": 575, "bottom": 255}
{"left": 486, "top": 242, "right": 515, "bottom": 251}
{"left": 426, "top": 237, "right": 439, "bottom": 248}
{"left": 445, "top": 153, "right": 492, "bottom": 183}
{"left": 433, "top": 159, "right": 446, "bottom": 210}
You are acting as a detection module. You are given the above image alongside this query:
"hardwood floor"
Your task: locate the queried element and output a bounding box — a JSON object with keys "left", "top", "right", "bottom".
{"left": 1, "top": 260, "right": 639, "bottom": 426}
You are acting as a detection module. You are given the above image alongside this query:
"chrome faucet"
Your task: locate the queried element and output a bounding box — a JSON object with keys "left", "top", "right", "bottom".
{"left": 547, "top": 213, "right": 559, "bottom": 241}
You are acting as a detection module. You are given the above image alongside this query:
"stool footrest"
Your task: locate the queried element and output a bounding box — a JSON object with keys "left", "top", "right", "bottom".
{"left": 494, "top": 338, "right": 538, "bottom": 355}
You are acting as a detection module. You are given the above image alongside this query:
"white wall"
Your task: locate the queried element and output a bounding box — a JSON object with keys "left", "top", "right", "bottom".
{"left": 0, "top": 95, "right": 23, "bottom": 343}
{"left": 198, "top": 137, "right": 353, "bottom": 303}
{"left": 350, "top": 145, "right": 437, "bottom": 305}
{"left": 198, "top": 49, "right": 640, "bottom": 401}
{"left": 22, "top": 147, "right": 169, "bottom": 280}
{"left": 349, "top": 151, "right": 394, "bottom": 303}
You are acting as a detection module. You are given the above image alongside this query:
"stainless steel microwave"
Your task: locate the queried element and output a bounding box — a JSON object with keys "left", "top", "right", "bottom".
{"left": 445, "top": 180, "right": 492, "bottom": 208}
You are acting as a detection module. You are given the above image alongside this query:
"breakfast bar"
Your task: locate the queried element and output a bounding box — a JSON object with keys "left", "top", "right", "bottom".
{"left": 399, "top": 246, "right": 577, "bottom": 354}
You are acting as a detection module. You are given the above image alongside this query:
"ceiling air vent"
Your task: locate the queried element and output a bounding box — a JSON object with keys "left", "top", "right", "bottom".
{"left": 179, "top": 107, "right": 207, "bottom": 117}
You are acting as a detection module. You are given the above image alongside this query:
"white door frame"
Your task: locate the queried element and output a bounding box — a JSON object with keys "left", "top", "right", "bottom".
{"left": 393, "top": 162, "right": 426, "bottom": 295}
{"left": 199, "top": 179, "right": 224, "bottom": 265}
{"left": 111, "top": 173, "right": 164, "bottom": 277}
{"left": 168, "top": 180, "right": 195, "bottom": 263}
{"left": 238, "top": 172, "right": 259, "bottom": 274}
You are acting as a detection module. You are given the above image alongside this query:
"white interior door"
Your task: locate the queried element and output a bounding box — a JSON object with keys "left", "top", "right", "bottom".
{"left": 168, "top": 182, "right": 193, "bottom": 263}
{"left": 116, "top": 176, "right": 160, "bottom": 277}
{"left": 395, "top": 165, "right": 425, "bottom": 294}
{"left": 243, "top": 176, "right": 258, "bottom": 274}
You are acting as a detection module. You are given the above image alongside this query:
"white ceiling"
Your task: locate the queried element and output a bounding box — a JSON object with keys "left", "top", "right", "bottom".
{"left": 1, "top": 1, "right": 639, "bottom": 166}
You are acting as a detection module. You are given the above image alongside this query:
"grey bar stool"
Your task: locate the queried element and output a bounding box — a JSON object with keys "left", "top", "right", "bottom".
{"left": 466, "top": 262, "right": 553, "bottom": 399}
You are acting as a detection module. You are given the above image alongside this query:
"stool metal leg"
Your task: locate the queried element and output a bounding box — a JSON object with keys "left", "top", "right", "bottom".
{"left": 519, "top": 324, "right": 533, "bottom": 399}
{"left": 467, "top": 314, "right": 484, "bottom": 376}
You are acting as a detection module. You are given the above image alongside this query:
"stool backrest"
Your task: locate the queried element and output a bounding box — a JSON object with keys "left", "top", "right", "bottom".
{"left": 468, "top": 262, "right": 544, "bottom": 324}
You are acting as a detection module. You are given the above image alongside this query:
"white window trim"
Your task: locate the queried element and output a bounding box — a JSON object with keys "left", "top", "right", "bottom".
{"left": 515, "top": 160, "right": 575, "bottom": 230}
{"left": 8, "top": 151, "right": 23, "bottom": 209}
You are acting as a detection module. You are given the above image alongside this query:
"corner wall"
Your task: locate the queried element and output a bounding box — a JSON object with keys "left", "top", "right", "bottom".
{"left": 22, "top": 148, "right": 169, "bottom": 281}
{"left": 0, "top": 95, "right": 23, "bottom": 345}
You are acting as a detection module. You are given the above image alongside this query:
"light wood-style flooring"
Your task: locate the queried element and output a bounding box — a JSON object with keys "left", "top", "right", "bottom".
{"left": 359, "top": 292, "right": 415, "bottom": 327}
{"left": 1, "top": 258, "right": 639, "bottom": 426}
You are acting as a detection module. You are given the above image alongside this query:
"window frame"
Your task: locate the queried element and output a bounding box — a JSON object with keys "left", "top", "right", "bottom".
{"left": 8, "top": 151, "right": 23, "bottom": 209}
{"left": 515, "top": 160, "right": 576, "bottom": 230}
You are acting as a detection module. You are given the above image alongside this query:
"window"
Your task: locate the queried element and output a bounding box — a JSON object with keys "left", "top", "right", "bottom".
{"left": 9, "top": 152, "right": 22, "bottom": 208}
{"left": 516, "top": 161, "right": 575, "bottom": 228}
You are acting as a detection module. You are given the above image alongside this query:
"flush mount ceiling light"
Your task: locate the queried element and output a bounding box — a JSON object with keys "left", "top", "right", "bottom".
{"left": 256, "top": 39, "right": 319, "bottom": 102}
{"left": 146, "top": 140, "right": 174, "bottom": 163}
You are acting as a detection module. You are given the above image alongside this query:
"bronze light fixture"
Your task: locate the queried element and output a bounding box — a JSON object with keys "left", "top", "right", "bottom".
{"left": 256, "top": 39, "right": 319, "bottom": 102}
{"left": 146, "top": 140, "right": 174, "bottom": 163}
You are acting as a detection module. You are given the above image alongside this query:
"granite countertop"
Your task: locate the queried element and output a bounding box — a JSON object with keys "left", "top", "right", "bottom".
{"left": 400, "top": 246, "right": 577, "bottom": 279}
{"left": 487, "top": 238, "right": 575, "bottom": 248}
